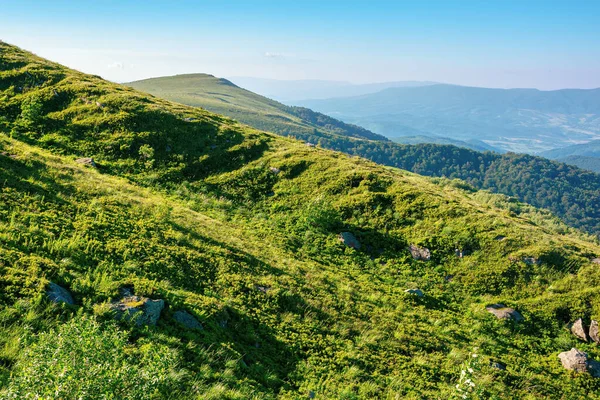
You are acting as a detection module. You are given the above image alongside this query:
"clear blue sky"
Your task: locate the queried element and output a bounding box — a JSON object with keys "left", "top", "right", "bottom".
{"left": 1, "top": 0, "right": 599, "bottom": 89}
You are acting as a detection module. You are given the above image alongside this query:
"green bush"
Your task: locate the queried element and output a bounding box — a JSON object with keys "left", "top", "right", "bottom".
{"left": 3, "top": 314, "right": 185, "bottom": 400}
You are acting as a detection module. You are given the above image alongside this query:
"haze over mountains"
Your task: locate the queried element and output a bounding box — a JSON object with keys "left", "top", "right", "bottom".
{"left": 227, "top": 77, "right": 437, "bottom": 102}
{"left": 296, "top": 84, "right": 600, "bottom": 154}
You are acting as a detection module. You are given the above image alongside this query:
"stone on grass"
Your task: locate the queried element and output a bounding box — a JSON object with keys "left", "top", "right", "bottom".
{"left": 485, "top": 304, "right": 523, "bottom": 322}
{"left": 558, "top": 348, "right": 600, "bottom": 377}
{"left": 75, "top": 157, "right": 97, "bottom": 168}
{"left": 404, "top": 288, "right": 424, "bottom": 297}
{"left": 592, "top": 258, "right": 600, "bottom": 265}
{"left": 571, "top": 318, "right": 589, "bottom": 342}
{"left": 173, "top": 310, "right": 203, "bottom": 330}
{"left": 339, "top": 232, "right": 361, "bottom": 249}
{"left": 47, "top": 282, "right": 74, "bottom": 305}
{"left": 408, "top": 244, "right": 431, "bottom": 261}
{"left": 490, "top": 360, "right": 506, "bottom": 370}
{"left": 111, "top": 296, "right": 164, "bottom": 326}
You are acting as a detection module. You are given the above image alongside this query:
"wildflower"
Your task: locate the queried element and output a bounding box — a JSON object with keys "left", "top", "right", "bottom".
{"left": 472, "top": 354, "right": 478, "bottom": 358}
{"left": 468, "top": 367, "right": 474, "bottom": 373}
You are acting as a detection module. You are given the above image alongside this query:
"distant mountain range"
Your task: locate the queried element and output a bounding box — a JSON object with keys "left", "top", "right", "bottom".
{"left": 295, "top": 84, "right": 600, "bottom": 154}
{"left": 541, "top": 139, "right": 600, "bottom": 173}
{"left": 227, "top": 77, "right": 437, "bottom": 102}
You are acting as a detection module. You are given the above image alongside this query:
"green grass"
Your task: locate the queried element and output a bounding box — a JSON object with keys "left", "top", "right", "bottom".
{"left": 1, "top": 41, "right": 600, "bottom": 399}
{"left": 128, "top": 74, "right": 386, "bottom": 143}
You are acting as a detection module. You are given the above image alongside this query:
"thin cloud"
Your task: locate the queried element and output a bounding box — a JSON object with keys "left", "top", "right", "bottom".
{"left": 107, "top": 61, "right": 125, "bottom": 69}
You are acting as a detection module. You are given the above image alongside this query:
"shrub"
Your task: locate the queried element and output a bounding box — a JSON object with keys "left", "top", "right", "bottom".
{"left": 3, "top": 314, "right": 185, "bottom": 400}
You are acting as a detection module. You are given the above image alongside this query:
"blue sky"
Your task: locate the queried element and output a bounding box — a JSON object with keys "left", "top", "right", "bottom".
{"left": 1, "top": 0, "right": 599, "bottom": 89}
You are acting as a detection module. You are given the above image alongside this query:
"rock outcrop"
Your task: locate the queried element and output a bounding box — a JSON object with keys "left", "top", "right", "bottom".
{"left": 173, "top": 310, "right": 203, "bottom": 330}
{"left": 47, "top": 282, "right": 74, "bottom": 305}
{"left": 408, "top": 244, "right": 431, "bottom": 261}
{"left": 111, "top": 296, "right": 164, "bottom": 326}
{"left": 571, "top": 318, "right": 589, "bottom": 342}
{"left": 590, "top": 320, "right": 599, "bottom": 344}
{"left": 485, "top": 304, "right": 523, "bottom": 322}
{"left": 558, "top": 348, "right": 600, "bottom": 377}
{"left": 339, "top": 232, "right": 361, "bottom": 249}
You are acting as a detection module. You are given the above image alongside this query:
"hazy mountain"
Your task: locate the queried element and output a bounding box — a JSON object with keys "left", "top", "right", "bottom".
{"left": 556, "top": 155, "right": 600, "bottom": 173}
{"left": 541, "top": 139, "right": 600, "bottom": 159}
{"left": 297, "top": 84, "right": 600, "bottom": 153}
{"left": 227, "top": 77, "right": 437, "bottom": 102}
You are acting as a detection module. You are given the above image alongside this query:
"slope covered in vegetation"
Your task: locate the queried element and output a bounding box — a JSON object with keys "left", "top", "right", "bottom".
{"left": 129, "top": 74, "right": 600, "bottom": 237}
{"left": 2, "top": 42, "right": 600, "bottom": 399}
{"left": 128, "top": 74, "right": 386, "bottom": 142}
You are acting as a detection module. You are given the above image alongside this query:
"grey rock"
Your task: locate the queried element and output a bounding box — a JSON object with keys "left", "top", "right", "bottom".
{"left": 269, "top": 167, "right": 281, "bottom": 174}
{"left": 523, "top": 257, "right": 540, "bottom": 265}
{"left": 75, "top": 157, "right": 97, "bottom": 168}
{"left": 592, "top": 258, "right": 600, "bottom": 265}
{"left": 404, "top": 288, "right": 424, "bottom": 297}
{"left": 558, "top": 348, "right": 600, "bottom": 377}
{"left": 408, "top": 244, "right": 431, "bottom": 261}
{"left": 571, "top": 318, "right": 589, "bottom": 342}
{"left": 47, "top": 282, "right": 74, "bottom": 305}
{"left": 173, "top": 310, "right": 203, "bottom": 330}
{"left": 490, "top": 360, "right": 506, "bottom": 370}
{"left": 485, "top": 304, "right": 523, "bottom": 322}
{"left": 339, "top": 232, "right": 361, "bottom": 250}
{"left": 590, "top": 320, "right": 600, "bottom": 344}
{"left": 111, "top": 296, "right": 164, "bottom": 326}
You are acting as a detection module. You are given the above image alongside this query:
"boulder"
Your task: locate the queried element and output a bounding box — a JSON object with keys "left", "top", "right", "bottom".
{"left": 404, "top": 288, "right": 424, "bottom": 297}
{"left": 339, "top": 232, "right": 361, "bottom": 250}
{"left": 111, "top": 296, "right": 164, "bottom": 326}
{"left": 485, "top": 304, "right": 523, "bottom": 322}
{"left": 408, "top": 244, "right": 431, "bottom": 261}
{"left": 173, "top": 310, "right": 203, "bottom": 330}
{"left": 75, "top": 157, "right": 97, "bottom": 168}
{"left": 523, "top": 257, "right": 540, "bottom": 265}
{"left": 47, "top": 282, "right": 74, "bottom": 305}
{"left": 558, "top": 348, "right": 600, "bottom": 377}
{"left": 269, "top": 167, "right": 281, "bottom": 174}
{"left": 590, "top": 320, "right": 600, "bottom": 344}
{"left": 490, "top": 360, "right": 506, "bottom": 370}
{"left": 571, "top": 318, "right": 589, "bottom": 342}
{"left": 592, "top": 258, "right": 600, "bottom": 265}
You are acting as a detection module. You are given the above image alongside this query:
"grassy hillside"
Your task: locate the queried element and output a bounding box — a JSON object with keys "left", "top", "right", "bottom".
{"left": 127, "top": 73, "right": 600, "bottom": 237}
{"left": 128, "top": 74, "right": 386, "bottom": 143}
{"left": 3, "top": 42, "right": 600, "bottom": 399}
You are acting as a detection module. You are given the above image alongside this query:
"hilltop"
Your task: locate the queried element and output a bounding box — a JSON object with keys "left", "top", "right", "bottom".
{"left": 128, "top": 74, "right": 386, "bottom": 143}
{"left": 2, "top": 42, "right": 600, "bottom": 399}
